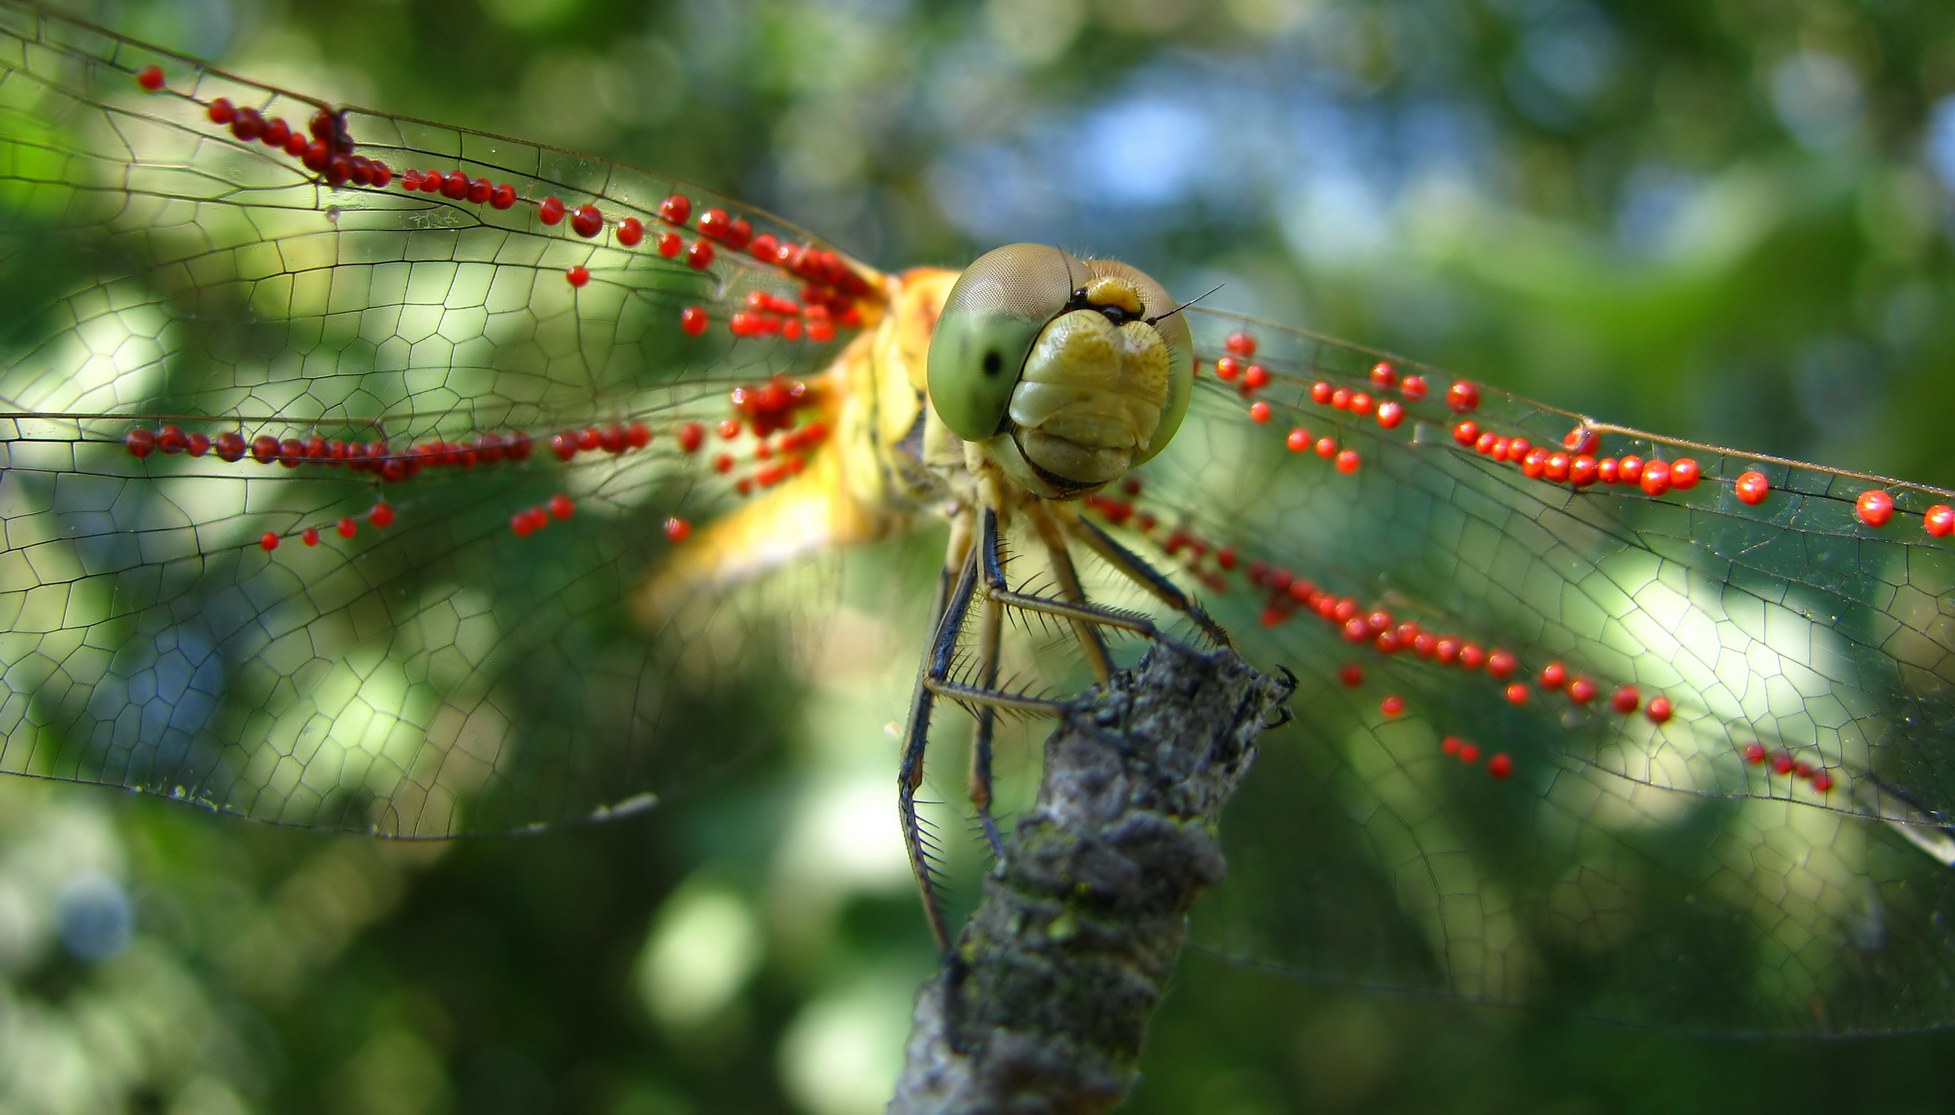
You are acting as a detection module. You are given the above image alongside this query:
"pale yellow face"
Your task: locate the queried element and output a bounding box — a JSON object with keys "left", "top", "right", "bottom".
{"left": 926, "top": 244, "right": 1194, "bottom": 499}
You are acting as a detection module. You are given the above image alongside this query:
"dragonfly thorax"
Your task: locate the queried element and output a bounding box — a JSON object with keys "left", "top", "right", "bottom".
{"left": 926, "top": 244, "right": 1194, "bottom": 500}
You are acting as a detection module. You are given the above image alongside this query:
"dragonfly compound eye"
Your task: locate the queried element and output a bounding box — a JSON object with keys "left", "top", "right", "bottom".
{"left": 927, "top": 244, "right": 1193, "bottom": 498}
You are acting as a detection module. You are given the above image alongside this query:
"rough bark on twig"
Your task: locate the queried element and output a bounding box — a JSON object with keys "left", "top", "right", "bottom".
{"left": 889, "top": 640, "right": 1289, "bottom": 1114}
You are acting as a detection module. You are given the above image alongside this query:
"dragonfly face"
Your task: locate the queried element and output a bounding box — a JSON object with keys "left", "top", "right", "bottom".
{"left": 3, "top": 2, "right": 1955, "bottom": 1109}
{"left": 927, "top": 243, "right": 1194, "bottom": 498}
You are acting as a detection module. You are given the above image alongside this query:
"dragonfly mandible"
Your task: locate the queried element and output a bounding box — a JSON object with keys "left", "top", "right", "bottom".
{"left": 3, "top": 0, "right": 1955, "bottom": 1067}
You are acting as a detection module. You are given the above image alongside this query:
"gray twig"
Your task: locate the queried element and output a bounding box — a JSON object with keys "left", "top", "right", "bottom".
{"left": 890, "top": 640, "right": 1289, "bottom": 1114}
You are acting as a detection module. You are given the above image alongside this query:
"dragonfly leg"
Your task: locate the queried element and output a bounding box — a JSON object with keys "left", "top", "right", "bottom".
{"left": 899, "top": 504, "right": 1204, "bottom": 955}
{"left": 969, "top": 508, "right": 1163, "bottom": 663}
{"left": 1065, "top": 512, "right": 1232, "bottom": 647}
{"left": 959, "top": 503, "right": 1104, "bottom": 863}
{"left": 1023, "top": 501, "right": 1116, "bottom": 683}
{"left": 966, "top": 502, "right": 1240, "bottom": 855}
{"left": 967, "top": 551, "right": 1008, "bottom": 863}
{"left": 898, "top": 536, "right": 987, "bottom": 956}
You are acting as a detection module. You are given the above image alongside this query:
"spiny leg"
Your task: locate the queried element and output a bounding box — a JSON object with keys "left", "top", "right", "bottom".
{"left": 967, "top": 536, "right": 1008, "bottom": 861}
{"left": 1064, "top": 510, "right": 1232, "bottom": 647}
{"left": 1023, "top": 501, "right": 1115, "bottom": 683}
{"left": 897, "top": 552, "right": 973, "bottom": 956}
{"left": 961, "top": 505, "right": 1206, "bottom": 853}
{"left": 962, "top": 505, "right": 1236, "bottom": 876}
{"left": 898, "top": 504, "right": 1211, "bottom": 956}
{"left": 899, "top": 517, "right": 1065, "bottom": 953}
{"left": 962, "top": 503, "right": 1090, "bottom": 865}
{"left": 968, "top": 507, "right": 1164, "bottom": 652}
{"left": 950, "top": 505, "right": 1213, "bottom": 862}
{"left": 897, "top": 504, "right": 1116, "bottom": 953}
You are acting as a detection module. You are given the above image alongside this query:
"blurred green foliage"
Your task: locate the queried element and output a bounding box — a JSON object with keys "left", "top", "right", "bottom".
{"left": 3, "top": 0, "right": 1953, "bottom": 1112}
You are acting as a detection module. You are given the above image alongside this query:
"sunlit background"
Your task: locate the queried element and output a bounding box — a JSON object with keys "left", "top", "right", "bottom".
{"left": 2, "top": 0, "right": 1953, "bottom": 1112}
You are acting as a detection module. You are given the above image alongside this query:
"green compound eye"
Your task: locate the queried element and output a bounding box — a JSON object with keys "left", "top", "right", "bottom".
{"left": 927, "top": 244, "right": 1081, "bottom": 443}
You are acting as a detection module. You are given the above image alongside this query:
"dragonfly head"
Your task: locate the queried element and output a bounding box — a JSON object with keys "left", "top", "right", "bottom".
{"left": 927, "top": 244, "right": 1193, "bottom": 499}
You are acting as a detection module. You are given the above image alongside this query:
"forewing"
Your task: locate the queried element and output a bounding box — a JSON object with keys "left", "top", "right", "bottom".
{"left": 0, "top": 5, "right": 879, "bottom": 835}
{"left": 1111, "top": 305, "right": 1955, "bottom": 1034}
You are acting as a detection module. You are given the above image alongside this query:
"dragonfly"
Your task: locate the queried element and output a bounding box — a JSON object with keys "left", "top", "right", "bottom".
{"left": 2, "top": 0, "right": 1954, "bottom": 1055}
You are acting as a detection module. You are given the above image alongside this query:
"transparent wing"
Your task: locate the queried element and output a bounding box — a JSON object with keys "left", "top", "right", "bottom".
{"left": 1106, "top": 307, "right": 1955, "bottom": 1034}
{"left": 0, "top": 4, "right": 880, "bottom": 835}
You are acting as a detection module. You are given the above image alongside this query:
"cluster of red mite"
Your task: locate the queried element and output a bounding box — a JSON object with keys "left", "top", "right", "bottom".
{"left": 122, "top": 61, "right": 855, "bottom": 551}
{"left": 121, "top": 374, "right": 820, "bottom": 553}
{"left": 133, "top": 62, "right": 871, "bottom": 339}
{"left": 1082, "top": 329, "right": 1924, "bottom": 796}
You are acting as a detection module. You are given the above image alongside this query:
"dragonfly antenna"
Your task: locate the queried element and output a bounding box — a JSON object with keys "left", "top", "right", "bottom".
{"left": 1150, "top": 283, "right": 1225, "bottom": 325}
